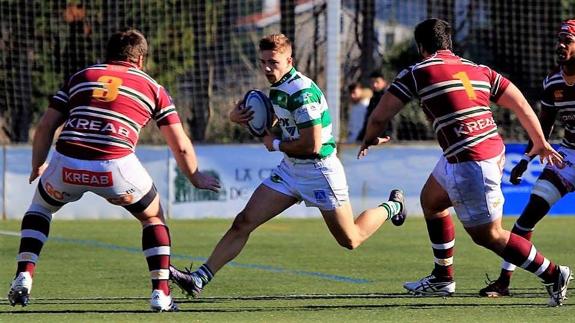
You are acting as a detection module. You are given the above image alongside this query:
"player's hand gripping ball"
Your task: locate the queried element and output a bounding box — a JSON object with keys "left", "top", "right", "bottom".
{"left": 242, "top": 89, "right": 273, "bottom": 137}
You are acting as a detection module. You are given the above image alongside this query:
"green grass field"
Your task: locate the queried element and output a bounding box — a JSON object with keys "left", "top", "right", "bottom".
{"left": 1, "top": 216, "right": 574, "bottom": 322}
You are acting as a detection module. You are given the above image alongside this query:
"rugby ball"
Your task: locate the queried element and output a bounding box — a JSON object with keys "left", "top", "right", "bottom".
{"left": 242, "top": 89, "right": 273, "bottom": 137}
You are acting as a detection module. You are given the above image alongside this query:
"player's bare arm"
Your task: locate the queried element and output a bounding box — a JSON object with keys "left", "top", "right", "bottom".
{"left": 496, "top": 83, "right": 563, "bottom": 166}
{"left": 160, "top": 123, "right": 221, "bottom": 192}
{"left": 521, "top": 108, "right": 558, "bottom": 156}
{"left": 357, "top": 92, "right": 403, "bottom": 159}
{"left": 29, "top": 107, "right": 66, "bottom": 183}
{"left": 263, "top": 125, "right": 321, "bottom": 155}
{"left": 510, "top": 107, "right": 560, "bottom": 184}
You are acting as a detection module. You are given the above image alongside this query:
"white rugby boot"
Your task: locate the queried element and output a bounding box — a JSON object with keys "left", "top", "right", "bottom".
{"left": 404, "top": 274, "right": 455, "bottom": 296}
{"left": 545, "top": 265, "right": 572, "bottom": 307}
{"left": 8, "top": 272, "right": 33, "bottom": 307}
{"left": 150, "top": 289, "right": 178, "bottom": 312}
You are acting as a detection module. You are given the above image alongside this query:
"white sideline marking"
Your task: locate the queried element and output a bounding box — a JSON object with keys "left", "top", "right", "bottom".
{"left": 0, "top": 230, "right": 20, "bottom": 237}
{"left": 0, "top": 229, "right": 371, "bottom": 284}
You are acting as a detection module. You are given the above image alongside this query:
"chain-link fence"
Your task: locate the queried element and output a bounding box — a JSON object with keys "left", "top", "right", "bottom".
{"left": 0, "top": 0, "right": 573, "bottom": 144}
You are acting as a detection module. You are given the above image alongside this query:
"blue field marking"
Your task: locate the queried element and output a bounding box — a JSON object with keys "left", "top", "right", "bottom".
{"left": 0, "top": 230, "right": 370, "bottom": 284}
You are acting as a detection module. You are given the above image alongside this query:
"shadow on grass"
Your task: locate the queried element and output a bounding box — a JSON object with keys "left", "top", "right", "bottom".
{"left": 0, "top": 290, "right": 566, "bottom": 314}
{"left": 0, "top": 288, "right": 551, "bottom": 303}
{"left": 1, "top": 302, "right": 569, "bottom": 315}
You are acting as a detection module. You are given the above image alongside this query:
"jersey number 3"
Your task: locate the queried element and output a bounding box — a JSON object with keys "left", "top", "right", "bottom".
{"left": 452, "top": 71, "right": 477, "bottom": 100}
{"left": 93, "top": 76, "right": 123, "bottom": 102}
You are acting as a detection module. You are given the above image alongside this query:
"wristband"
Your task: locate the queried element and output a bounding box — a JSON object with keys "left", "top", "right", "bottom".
{"left": 272, "top": 139, "right": 281, "bottom": 152}
{"left": 521, "top": 154, "right": 532, "bottom": 162}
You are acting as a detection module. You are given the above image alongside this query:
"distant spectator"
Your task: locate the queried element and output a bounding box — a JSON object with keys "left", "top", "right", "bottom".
{"left": 347, "top": 82, "right": 371, "bottom": 143}
{"left": 357, "top": 71, "right": 390, "bottom": 141}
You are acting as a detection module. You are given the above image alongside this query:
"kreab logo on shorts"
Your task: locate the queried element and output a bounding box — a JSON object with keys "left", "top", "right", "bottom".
{"left": 314, "top": 190, "right": 327, "bottom": 203}
{"left": 62, "top": 167, "right": 113, "bottom": 187}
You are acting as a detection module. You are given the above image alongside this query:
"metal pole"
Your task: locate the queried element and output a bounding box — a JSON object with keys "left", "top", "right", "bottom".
{"left": 326, "top": 0, "right": 341, "bottom": 142}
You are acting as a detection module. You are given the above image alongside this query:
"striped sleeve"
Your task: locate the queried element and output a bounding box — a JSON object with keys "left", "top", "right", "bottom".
{"left": 288, "top": 87, "right": 323, "bottom": 128}
{"left": 287, "top": 84, "right": 322, "bottom": 129}
{"left": 154, "top": 87, "right": 181, "bottom": 126}
{"left": 294, "top": 104, "right": 322, "bottom": 128}
{"left": 486, "top": 67, "right": 510, "bottom": 101}
{"left": 387, "top": 68, "right": 416, "bottom": 103}
{"left": 49, "top": 84, "right": 71, "bottom": 115}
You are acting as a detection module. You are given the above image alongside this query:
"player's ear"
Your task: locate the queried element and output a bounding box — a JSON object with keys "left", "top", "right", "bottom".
{"left": 287, "top": 55, "right": 293, "bottom": 66}
{"left": 137, "top": 55, "right": 145, "bottom": 70}
{"left": 416, "top": 44, "right": 428, "bottom": 58}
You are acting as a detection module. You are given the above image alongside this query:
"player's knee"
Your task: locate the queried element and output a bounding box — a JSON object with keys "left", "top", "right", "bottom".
{"left": 422, "top": 206, "right": 449, "bottom": 219}
{"left": 339, "top": 240, "right": 358, "bottom": 250}
{"left": 421, "top": 198, "right": 440, "bottom": 217}
{"left": 468, "top": 228, "right": 503, "bottom": 249}
{"left": 140, "top": 215, "right": 165, "bottom": 227}
{"left": 531, "top": 179, "right": 562, "bottom": 207}
{"left": 334, "top": 235, "right": 359, "bottom": 250}
{"left": 469, "top": 233, "right": 490, "bottom": 248}
{"left": 229, "top": 211, "right": 258, "bottom": 234}
{"left": 124, "top": 185, "right": 158, "bottom": 214}
{"left": 469, "top": 232, "right": 503, "bottom": 250}
{"left": 32, "top": 184, "right": 63, "bottom": 214}
{"left": 24, "top": 203, "right": 53, "bottom": 222}
{"left": 27, "top": 201, "right": 56, "bottom": 219}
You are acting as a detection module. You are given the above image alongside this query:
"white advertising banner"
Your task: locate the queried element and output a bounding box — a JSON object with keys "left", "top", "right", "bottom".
{"left": 339, "top": 144, "right": 442, "bottom": 215}
{"left": 2, "top": 144, "right": 441, "bottom": 219}
{"left": 4, "top": 147, "right": 171, "bottom": 220}
{"left": 170, "top": 145, "right": 319, "bottom": 218}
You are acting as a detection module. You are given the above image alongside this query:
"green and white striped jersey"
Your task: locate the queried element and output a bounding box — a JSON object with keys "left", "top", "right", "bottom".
{"left": 268, "top": 67, "right": 336, "bottom": 159}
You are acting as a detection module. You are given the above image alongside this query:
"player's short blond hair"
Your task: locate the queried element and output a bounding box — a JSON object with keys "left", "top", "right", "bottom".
{"left": 259, "top": 33, "right": 292, "bottom": 55}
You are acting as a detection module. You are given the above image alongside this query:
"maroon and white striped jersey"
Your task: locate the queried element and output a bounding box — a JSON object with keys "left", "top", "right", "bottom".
{"left": 49, "top": 61, "right": 181, "bottom": 160}
{"left": 541, "top": 68, "right": 575, "bottom": 149}
{"left": 388, "top": 50, "right": 510, "bottom": 163}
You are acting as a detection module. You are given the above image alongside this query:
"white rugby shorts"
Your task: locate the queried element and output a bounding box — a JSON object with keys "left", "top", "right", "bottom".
{"left": 262, "top": 154, "right": 349, "bottom": 211}
{"left": 431, "top": 151, "right": 505, "bottom": 227}
{"left": 37, "top": 150, "right": 154, "bottom": 207}
{"left": 542, "top": 146, "right": 575, "bottom": 192}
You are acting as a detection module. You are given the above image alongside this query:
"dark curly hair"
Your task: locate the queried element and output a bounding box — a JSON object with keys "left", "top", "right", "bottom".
{"left": 414, "top": 18, "right": 453, "bottom": 54}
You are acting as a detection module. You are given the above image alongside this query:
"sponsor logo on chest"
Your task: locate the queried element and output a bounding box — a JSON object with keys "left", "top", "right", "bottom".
{"left": 62, "top": 167, "right": 114, "bottom": 187}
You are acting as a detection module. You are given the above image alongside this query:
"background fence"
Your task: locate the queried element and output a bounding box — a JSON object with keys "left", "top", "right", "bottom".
{"left": 1, "top": 0, "right": 574, "bottom": 145}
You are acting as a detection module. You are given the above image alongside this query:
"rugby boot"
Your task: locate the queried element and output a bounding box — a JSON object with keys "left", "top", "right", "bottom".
{"left": 388, "top": 189, "right": 407, "bottom": 226}
{"left": 479, "top": 276, "right": 510, "bottom": 297}
{"left": 545, "top": 265, "right": 572, "bottom": 307}
{"left": 8, "top": 272, "right": 32, "bottom": 307}
{"left": 404, "top": 274, "right": 455, "bottom": 296}
{"left": 169, "top": 265, "right": 204, "bottom": 298}
{"left": 150, "top": 289, "right": 178, "bottom": 312}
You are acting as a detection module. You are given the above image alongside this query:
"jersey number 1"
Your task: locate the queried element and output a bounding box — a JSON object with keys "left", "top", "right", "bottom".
{"left": 452, "top": 71, "right": 476, "bottom": 100}
{"left": 93, "top": 76, "right": 123, "bottom": 102}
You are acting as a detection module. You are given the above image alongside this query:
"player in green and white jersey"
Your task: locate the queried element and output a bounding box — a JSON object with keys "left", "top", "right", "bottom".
{"left": 169, "top": 34, "right": 406, "bottom": 299}
{"left": 267, "top": 66, "right": 336, "bottom": 159}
